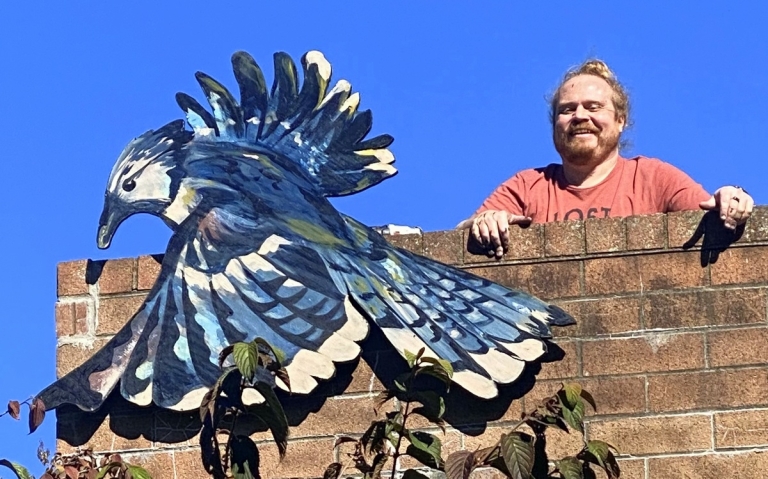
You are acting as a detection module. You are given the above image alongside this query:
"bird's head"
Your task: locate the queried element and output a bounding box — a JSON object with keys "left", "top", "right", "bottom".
{"left": 98, "top": 120, "right": 192, "bottom": 249}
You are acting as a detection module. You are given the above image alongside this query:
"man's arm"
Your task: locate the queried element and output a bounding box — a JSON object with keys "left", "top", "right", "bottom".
{"left": 457, "top": 175, "right": 531, "bottom": 259}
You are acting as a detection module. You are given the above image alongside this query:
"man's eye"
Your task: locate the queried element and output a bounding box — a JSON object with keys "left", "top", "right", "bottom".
{"left": 122, "top": 179, "right": 136, "bottom": 192}
{"left": 559, "top": 107, "right": 574, "bottom": 115}
{"left": 587, "top": 104, "right": 603, "bottom": 112}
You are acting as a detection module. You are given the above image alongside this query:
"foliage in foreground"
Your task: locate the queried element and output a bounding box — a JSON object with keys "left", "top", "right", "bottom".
{"left": 3, "top": 340, "right": 620, "bottom": 479}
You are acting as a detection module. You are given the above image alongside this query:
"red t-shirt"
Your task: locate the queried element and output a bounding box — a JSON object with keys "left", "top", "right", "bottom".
{"left": 476, "top": 156, "right": 711, "bottom": 223}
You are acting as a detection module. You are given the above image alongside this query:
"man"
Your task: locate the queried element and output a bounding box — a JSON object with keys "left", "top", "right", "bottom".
{"left": 459, "top": 59, "right": 755, "bottom": 259}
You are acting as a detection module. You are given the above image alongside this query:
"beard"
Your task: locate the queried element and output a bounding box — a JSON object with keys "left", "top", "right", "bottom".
{"left": 554, "top": 126, "right": 621, "bottom": 166}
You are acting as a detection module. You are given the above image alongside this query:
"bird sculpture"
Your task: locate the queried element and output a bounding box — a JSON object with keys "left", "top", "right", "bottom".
{"left": 38, "top": 50, "right": 574, "bottom": 412}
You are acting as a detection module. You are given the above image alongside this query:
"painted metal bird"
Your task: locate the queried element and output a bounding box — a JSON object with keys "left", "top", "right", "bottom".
{"left": 38, "top": 51, "right": 574, "bottom": 412}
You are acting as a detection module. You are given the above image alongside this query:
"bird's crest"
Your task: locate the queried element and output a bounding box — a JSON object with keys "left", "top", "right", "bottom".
{"left": 176, "top": 51, "right": 396, "bottom": 197}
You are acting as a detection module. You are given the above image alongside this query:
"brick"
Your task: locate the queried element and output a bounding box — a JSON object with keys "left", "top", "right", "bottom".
{"left": 257, "top": 438, "right": 335, "bottom": 478}
{"left": 715, "top": 409, "right": 768, "bottom": 448}
{"left": 442, "top": 390, "right": 523, "bottom": 428}
{"left": 626, "top": 213, "right": 666, "bottom": 250}
{"left": 649, "top": 368, "right": 768, "bottom": 412}
{"left": 643, "top": 288, "right": 767, "bottom": 329}
{"left": 58, "top": 260, "right": 89, "bottom": 296}
{"left": 465, "top": 223, "right": 544, "bottom": 264}
{"left": 345, "top": 356, "right": 379, "bottom": 394}
{"left": 742, "top": 207, "right": 768, "bottom": 242}
{"left": 90, "top": 414, "right": 153, "bottom": 452}
{"left": 422, "top": 229, "right": 464, "bottom": 265}
{"left": 153, "top": 410, "right": 200, "bottom": 446}
{"left": 284, "top": 396, "right": 384, "bottom": 438}
{"left": 96, "top": 258, "right": 135, "bottom": 294}
{"left": 648, "top": 451, "right": 768, "bottom": 479}
{"left": 56, "top": 339, "right": 109, "bottom": 377}
{"left": 553, "top": 296, "right": 641, "bottom": 337}
{"left": 386, "top": 233, "right": 423, "bottom": 255}
{"left": 544, "top": 220, "right": 585, "bottom": 257}
{"left": 122, "top": 451, "right": 175, "bottom": 479}
{"left": 526, "top": 376, "right": 646, "bottom": 416}
{"left": 584, "top": 252, "right": 707, "bottom": 295}
{"left": 96, "top": 295, "right": 147, "bottom": 335}
{"left": 711, "top": 246, "right": 768, "bottom": 286}
{"left": 174, "top": 450, "right": 208, "bottom": 479}
{"left": 466, "top": 260, "right": 581, "bottom": 300}
{"left": 537, "top": 340, "right": 580, "bottom": 380}
{"left": 137, "top": 254, "right": 163, "bottom": 291}
{"left": 582, "top": 333, "right": 705, "bottom": 376}
{"left": 667, "top": 209, "right": 706, "bottom": 247}
{"left": 615, "top": 459, "right": 645, "bottom": 479}
{"left": 709, "top": 327, "right": 768, "bottom": 367}
{"left": 74, "top": 301, "right": 90, "bottom": 334}
{"left": 587, "top": 414, "right": 711, "bottom": 455}
{"left": 464, "top": 424, "right": 583, "bottom": 463}
{"left": 55, "top": 302, "right": 74, "bottom": 337}
{"left": 585, "top": 217, "right": 626, "bottom": 253}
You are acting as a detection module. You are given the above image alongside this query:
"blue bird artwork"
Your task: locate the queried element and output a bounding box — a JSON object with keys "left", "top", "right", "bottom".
{"left": 37, "top": 51, "right": 575, "bottom": 412}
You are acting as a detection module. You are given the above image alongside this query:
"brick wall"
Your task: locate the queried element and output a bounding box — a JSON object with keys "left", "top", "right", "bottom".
{"left": 54, "top": 208, "right": 768, "bottom": 479}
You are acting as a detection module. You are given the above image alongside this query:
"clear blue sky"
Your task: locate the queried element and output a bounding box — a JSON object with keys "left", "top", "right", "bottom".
{"left": 2, "top": 0, "right": 767, "bottom": 468}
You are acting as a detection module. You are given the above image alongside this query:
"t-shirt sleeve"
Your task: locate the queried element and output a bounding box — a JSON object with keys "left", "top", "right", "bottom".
{"left": 475, "top": 174, "right": 527, "bottom": 216}
{"left": 654, "top": 161, "right": 711, "bottom": 212}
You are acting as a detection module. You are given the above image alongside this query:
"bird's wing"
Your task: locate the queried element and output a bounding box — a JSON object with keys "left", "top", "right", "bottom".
{"left": 332, "top": 218, "right": 575, "bottom": 399}
{"left": 38, "top": 220, "right": 369, "bottom": 412}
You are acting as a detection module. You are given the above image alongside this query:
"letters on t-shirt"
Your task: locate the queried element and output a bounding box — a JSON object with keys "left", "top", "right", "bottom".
{"left": 553, "top": 206, "right": 611, "bottom": 222}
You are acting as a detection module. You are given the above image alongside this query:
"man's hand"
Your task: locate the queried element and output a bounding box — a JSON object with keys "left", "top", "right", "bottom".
{"left": 456, "top": 210, "right": 532, "bottom": 259}
{"left": 700, "top": 186, "right": 754, "bottom": 230}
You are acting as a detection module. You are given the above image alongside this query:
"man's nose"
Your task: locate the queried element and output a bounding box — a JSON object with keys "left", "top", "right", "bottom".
{"left": 573, "top": 104, "right": 590, "bottom": 119}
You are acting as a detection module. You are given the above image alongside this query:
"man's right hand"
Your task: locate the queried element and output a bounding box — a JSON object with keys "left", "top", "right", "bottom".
{"left": 456, "top": 210, "right": 532, "bottom": 259}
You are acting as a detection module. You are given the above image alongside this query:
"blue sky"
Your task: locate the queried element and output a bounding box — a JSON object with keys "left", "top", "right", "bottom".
{"left": 2, "top": 0, "right": 767, "bottom": 468}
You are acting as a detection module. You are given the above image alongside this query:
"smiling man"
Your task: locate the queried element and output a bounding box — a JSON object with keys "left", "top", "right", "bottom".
{"left": 460, "top": 60, "right": 755, "bottom": 259}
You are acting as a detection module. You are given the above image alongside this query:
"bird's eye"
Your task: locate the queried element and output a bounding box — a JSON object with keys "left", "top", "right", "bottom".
{"left": 122, "top": 179, "right": 136, "bottom": 192}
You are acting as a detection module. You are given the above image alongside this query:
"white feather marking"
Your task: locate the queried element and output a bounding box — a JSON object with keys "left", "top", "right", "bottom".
{"left": 469, "top": 350, "right": 525, "bottom": 383}
{"left": 130, "top": 383, "right": 153, "bottom": 407}
{"left": 240, "top": 252, "right": 283, "bottom": 276}
{"left": 317, "top": 333, "right": 360, "bottom": 362}
{"left": 291, "top": 349, "right": 336, "bottom": 379}
{"left": 530, "top": 310, "right": 551, "bottom": 322}
{"left": 364, "top": 163, "right": 397, "bottom": 175}
{"left": 337, "top": 298, "right": 370, "bottom": 341}
{"left": 380, "top": 327, "right": 440, "bottom": 360}
{"left": 257, "top": 235, "right": 292, "bottom": 255}
{"left": 281, "top": 363, "right": 319, "bottom": 393}
{"left": 169, "top": 387, "right": 209, "bottom": 411}
{"left": 242, "top": 389, "right": 266, "bottom": 405}
{"left": 305, "top": 51, "right": 331, "bottom": 80}
{"left": 453, "top": 370, "right": 498, "bottom": 399}
{"left": 340, "top": 92, "right": 360, "bottom": 113}
{"left": 319, "top": 80, "right": 351, "bottom": 109}
{"left": 135, "top": 361, "right": 153, "bottom": 380}
{"left": 355, "top": 149, "right": 395, "bottom": 164}
{"left": 499, "top": 338, "right": 546, "bottom": 361}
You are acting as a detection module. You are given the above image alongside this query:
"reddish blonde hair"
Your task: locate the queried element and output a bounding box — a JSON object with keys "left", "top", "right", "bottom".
{"left": 549, "top": 59, "right": 631, "bottom": 129}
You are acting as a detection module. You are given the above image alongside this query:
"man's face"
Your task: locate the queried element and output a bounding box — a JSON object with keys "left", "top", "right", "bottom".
{"left": 553, "top": 75, "right": 625, "bottom": 165}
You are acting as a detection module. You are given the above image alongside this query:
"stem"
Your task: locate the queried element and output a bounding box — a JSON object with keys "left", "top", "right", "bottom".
{"left": 390, "top": 368, "right": 416, "bottom": 479}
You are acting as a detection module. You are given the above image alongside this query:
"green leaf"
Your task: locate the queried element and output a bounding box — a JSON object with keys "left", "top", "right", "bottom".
{"left": 416, "top": 364, "right": 452, "bottom": 386}
{"left": 499, "top": 432, "right": 535, "bottom": 479}
{"left": 126, "top": 465, "right": 153, "bottom": 479}
{"left": 373, "top": 391, "right": 395, "bottom": 415}
{"left": 555, "top": 457, "right": 583, "bottom": 479}
{"left": 411, "top": 390, "right": 446, "bottom": 420}
{"left": 200, "top": 414, "right": 224, "bottom": 478}
{"left": 404, "top": 349, "right": 420, "bottom": 368}
{"left": 394, "top": 372, "right": 410, "bottom": 392}
{"left": 253, "top": 338, "right": 287, "bottom": 365}
{"left": 233, "top": 342, "right": 259, "bottom": 382}
{"left": 95, "top": 462, "right": 124, "bottom": 479}
{"left": 561, "top": 383, "right": 582, "bottom": 409}
{"left": 230, "top": 435, "right": 261, "bottom": 479}
{"left": 445, "top": 450, "right": 475, "bottom": 479}
{"left": 581, "top": 441, "right": 620, "bottom": 478}
{"left": 580, "top": 389, "right": 597, "bottom": 412}
{"left": 405, "top": 431, "right": 443, "bottom": 469}
{"left": 251, "top": 381, "right": 289, "bottom": 458}
{"left": 561, "top": 398, "right": 586, "bottom": 433}
{"left": 0, "top": 460, "right": 32, "bottom": 479}
{"left": 323, "top": 463, "right": 342, "bottom": 479}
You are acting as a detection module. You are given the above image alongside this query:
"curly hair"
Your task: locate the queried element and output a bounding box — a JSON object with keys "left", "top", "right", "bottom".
{"left": 548, "top": 59, "right": 631, "bottom": 130}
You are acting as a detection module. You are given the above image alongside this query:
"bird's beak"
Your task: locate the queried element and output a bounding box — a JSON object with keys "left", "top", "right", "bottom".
{"left": 97, "top": 197, "right": 131, "bottom": 249}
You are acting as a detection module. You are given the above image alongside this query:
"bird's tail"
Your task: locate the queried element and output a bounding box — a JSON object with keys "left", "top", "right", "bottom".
{"left": 175, "top": 50, "right": 396, "bottom": 197}
{"left": 336, "top": 237, "right": 574, "bottom": 398}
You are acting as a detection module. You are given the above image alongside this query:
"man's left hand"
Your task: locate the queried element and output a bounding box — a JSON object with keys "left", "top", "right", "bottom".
{"left": 700, "top": 186, "right": 754, "bottom": 230}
